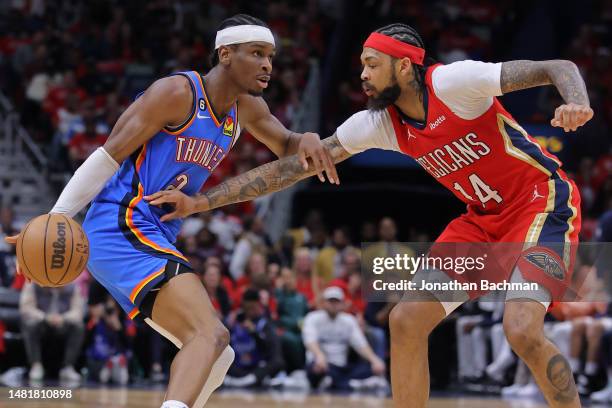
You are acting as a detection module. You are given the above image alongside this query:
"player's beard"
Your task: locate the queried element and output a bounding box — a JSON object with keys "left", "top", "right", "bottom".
{"left": 367, "top": 71, "right": 401, "bottom": 111}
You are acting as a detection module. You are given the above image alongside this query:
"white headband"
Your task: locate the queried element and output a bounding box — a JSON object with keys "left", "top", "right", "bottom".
{"left": 215, "top": 25, "right": 275, "bottom": 49}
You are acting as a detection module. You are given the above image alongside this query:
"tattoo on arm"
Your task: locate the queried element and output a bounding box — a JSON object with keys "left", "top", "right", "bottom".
{"left": 546, "top": 353, "right": 577, "bottom": 404}
{"left": 501, "top": 60, "right": 590, "bottom": 106}
{"left": 204, "top": 133, "right": 351, "bottom": 210}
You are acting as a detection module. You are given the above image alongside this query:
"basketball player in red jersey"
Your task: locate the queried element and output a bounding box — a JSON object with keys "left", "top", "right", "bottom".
{"left": 147, "top": 23, "right": 593, "bottom": 407}
{"left": 6, "top": 14, "right": 338, "bottom": 408}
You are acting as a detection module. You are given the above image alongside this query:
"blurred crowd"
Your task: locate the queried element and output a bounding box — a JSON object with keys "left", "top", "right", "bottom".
{"left": 1, "top": 0, "right": 612, "bottom": 402}
{"left": 0, "top": 0, "right": 331, "bottom": 177}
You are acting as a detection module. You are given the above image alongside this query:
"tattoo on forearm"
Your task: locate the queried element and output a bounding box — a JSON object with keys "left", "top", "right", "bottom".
{"left": 546, "top": 353, "right": 577, "bottom": 404}
{"left": 203, "top": 133, "right": 350, "bottom": 210}
{"left": 501, "top": 60, "right": 590, "bottom": 106}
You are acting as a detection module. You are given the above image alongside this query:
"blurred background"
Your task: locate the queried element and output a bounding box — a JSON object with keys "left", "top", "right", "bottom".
{"left": 0, "top": 0, "right": 611, "bottom": 404}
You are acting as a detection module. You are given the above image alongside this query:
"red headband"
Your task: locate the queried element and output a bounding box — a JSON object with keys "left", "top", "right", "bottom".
{"left": 363, "top": 32, "right": 425, "bottom": 65}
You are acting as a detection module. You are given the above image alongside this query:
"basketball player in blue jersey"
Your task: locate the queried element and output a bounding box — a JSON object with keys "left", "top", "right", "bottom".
{"left": 6, "top": 14, "right": 338, "bottom": 408}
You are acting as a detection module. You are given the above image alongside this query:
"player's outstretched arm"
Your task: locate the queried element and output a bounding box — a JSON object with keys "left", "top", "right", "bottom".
{"left": 144, "top": 134, "right": 352, "bottom": 221}
{"left": 500, "top": 60, "right": 594, "bottom": 132}
{"left": 238, "top": 94, "right": 339, "bottom": 184}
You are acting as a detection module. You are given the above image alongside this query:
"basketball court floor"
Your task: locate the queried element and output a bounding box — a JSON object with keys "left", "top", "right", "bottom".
{"left": 0, "top": 386, "right": 550, "bottom": 407}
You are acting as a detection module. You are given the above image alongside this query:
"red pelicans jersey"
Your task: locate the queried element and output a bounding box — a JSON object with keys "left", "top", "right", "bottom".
{"left": 337, "top": 60, "right": 581, "bottom": 303}
{"left": 337, "top": 60, "right": 580, "bottom": 260}
{"left": 340, "top": 61, "right": 575, "bottom": 213}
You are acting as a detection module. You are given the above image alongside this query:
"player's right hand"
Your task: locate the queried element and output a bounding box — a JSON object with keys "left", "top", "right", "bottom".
{"left": 551, "top": 103, "right": 594, "bottom": 132}
{"left": 144, "top": 189, "right": 198, "bottom": 222}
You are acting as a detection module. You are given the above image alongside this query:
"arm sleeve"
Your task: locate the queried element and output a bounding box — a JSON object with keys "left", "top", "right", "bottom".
{"left": 432, "top": 60, "right": 503, "bottom": 120}
{"left": 50, "top": 147, "right": 120, "bottom": 217}
{"left": 347, "top": 315, "right": 368, "bottom": 350}
{"left": 336, "top": 110, "right": 400, "bottom": 154}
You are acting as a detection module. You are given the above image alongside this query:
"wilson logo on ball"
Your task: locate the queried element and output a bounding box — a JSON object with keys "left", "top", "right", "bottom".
{"left": 51, "top": 222, "right": 67, "bottom": 269}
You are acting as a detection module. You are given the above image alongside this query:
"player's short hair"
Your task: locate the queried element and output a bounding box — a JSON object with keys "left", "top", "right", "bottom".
{"left": 374, "top": 23, "right": 433, "bottom": 94}
{"left": 210, "top": 14, "right": 269, "bottom": 67}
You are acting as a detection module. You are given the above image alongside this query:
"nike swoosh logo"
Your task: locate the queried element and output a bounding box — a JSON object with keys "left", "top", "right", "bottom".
{"left": 197, "top": 112, "right": 210, "bottom": 119}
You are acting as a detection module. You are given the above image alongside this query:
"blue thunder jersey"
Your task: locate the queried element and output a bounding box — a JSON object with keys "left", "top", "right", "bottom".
{"left": 88, "top": 71, "right": 240, "bottom": 243}
{"left": 83, "top": 71, "right": 240, "bottom": 317}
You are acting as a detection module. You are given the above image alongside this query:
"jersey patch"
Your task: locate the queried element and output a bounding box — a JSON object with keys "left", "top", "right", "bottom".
{"left": 223, "top": 116, "right": 234, "bottom": 137}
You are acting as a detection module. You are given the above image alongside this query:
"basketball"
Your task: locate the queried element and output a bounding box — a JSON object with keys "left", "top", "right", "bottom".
{"left": 16, "top": 214, "right": 89, "bottom": 287}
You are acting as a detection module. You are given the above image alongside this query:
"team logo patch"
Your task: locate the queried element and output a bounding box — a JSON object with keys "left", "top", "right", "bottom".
{"left": 199, "top": 98, "right": 206, "bottom": 111}
{"left": 522, "top": 249, "right": 565, "bottom": 281}
{"left": 223, "top": 117, "right": 234, "bottom": 136}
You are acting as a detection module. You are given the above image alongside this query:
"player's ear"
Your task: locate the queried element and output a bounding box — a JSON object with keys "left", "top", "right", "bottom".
{"left": 218, "top": 46, "right": 232, "bottom": 66}
{"left": 397, "top": 57, "right": 413, "bottom": 78}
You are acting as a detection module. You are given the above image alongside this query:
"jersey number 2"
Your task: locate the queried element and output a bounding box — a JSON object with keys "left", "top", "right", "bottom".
{"left": 453, "top": 173, "right": 503, "bottom": 207}
{"left": 166, "top": 174, "right": 188, "bottom": 191}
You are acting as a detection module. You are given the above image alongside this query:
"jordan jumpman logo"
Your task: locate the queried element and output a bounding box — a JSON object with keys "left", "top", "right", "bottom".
{"left": 531, "top": 184, "right": 545, "bottom": 202}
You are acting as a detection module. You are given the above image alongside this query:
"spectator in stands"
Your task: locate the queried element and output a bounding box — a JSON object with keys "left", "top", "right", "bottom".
{"left": 229, "top": 216, "right": 269, "bottom": 280}
{"left": 85, "top": 281, "right": 129, "bottom": 384}
{"left": 455, "top": 301, "right": 495, "bottom": 383}
{"left": 224, "top": 289, "right": 284, "bottom": 387}
{"left": 362, "top": 217, "right": 415, "bottom": 268}
{"left": 360, "top": 221, "right": 377, "bottom": 242}
{"left": 202, "top": 261, "right": 231, "bottom": 319}
{"left": 329, "top": 250, "right": 365, "bottom": 316}
{"left": 275, "top": 267, "right": 309, "bottom": 373}
{"left": 364, "top": 291, "right": 400, "bottom": 336}
{"left": 19, "top": 282, "right": 85, "bottom": 382}
{"left": 0, "top": 206, "right": 17, "bottom": 252}
{"left": 287, "top": 210, "right": 325, "bottom": 249}
{"left": 571, "top": 307, "right": 612, "bottom": 395}
{"left": 67, "top": 114, "right": 108, "bottom": 169}
{"left": 589, "top": 207, "right": 612, "bottom": 402}
{"left": 303, "top": 286, "right": 386, "bottom": 391}
{"left": 0, "top": 206, "right": 18, "bottom": 287}
{"left": 293, "top": 247, "right": 316, "bottom": 306}
{"left": 590, "top": 315, "right": 612, "bottom": 402}
{"left": 193, "top": 227, "right": 225, "bottom": 261}
{"left": 328, "top": 259, "right": 386, "bottom": 363}
{"left": 234, "top": 252, "right": 267, "bottom": 304}
{"left": 314, "top": 226, "right": 353, "bottom": 287}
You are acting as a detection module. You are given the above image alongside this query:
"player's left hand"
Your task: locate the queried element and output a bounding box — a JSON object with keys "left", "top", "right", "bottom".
{"left": 144, "top": 190, "right": 198, "bottom": 222}
{"left": 551, "top": 103, "right": 594, "bottom": 132}
{"left": 296, "top": 132, "right": 339, "bottom": 185}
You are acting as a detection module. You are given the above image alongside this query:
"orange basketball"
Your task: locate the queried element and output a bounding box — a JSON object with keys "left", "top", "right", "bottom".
{"left": 16, "top": 214, "right": 89, "bottom": 287}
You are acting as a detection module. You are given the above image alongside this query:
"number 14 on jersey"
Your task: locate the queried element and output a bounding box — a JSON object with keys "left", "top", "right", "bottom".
{"left": 453, "top": 173, "right": 503, "bottom": 207}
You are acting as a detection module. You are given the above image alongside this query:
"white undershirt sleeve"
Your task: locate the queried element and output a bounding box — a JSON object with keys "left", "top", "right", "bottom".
{"left": 50, "top": 147, "right": 120, "bottom": 217}
{"left": 432, "top": 60, "right": 503, "bottom": 120}
{"left": 336, "top": 109, "right": 400, "bottom": 155}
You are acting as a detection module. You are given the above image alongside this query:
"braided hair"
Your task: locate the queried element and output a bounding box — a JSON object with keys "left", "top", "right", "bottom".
{"left": 374, "top": 23, "right": 432, "bottom": 95}
{"left": 210, "top": 14, "right": 269, "bottom": 67}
